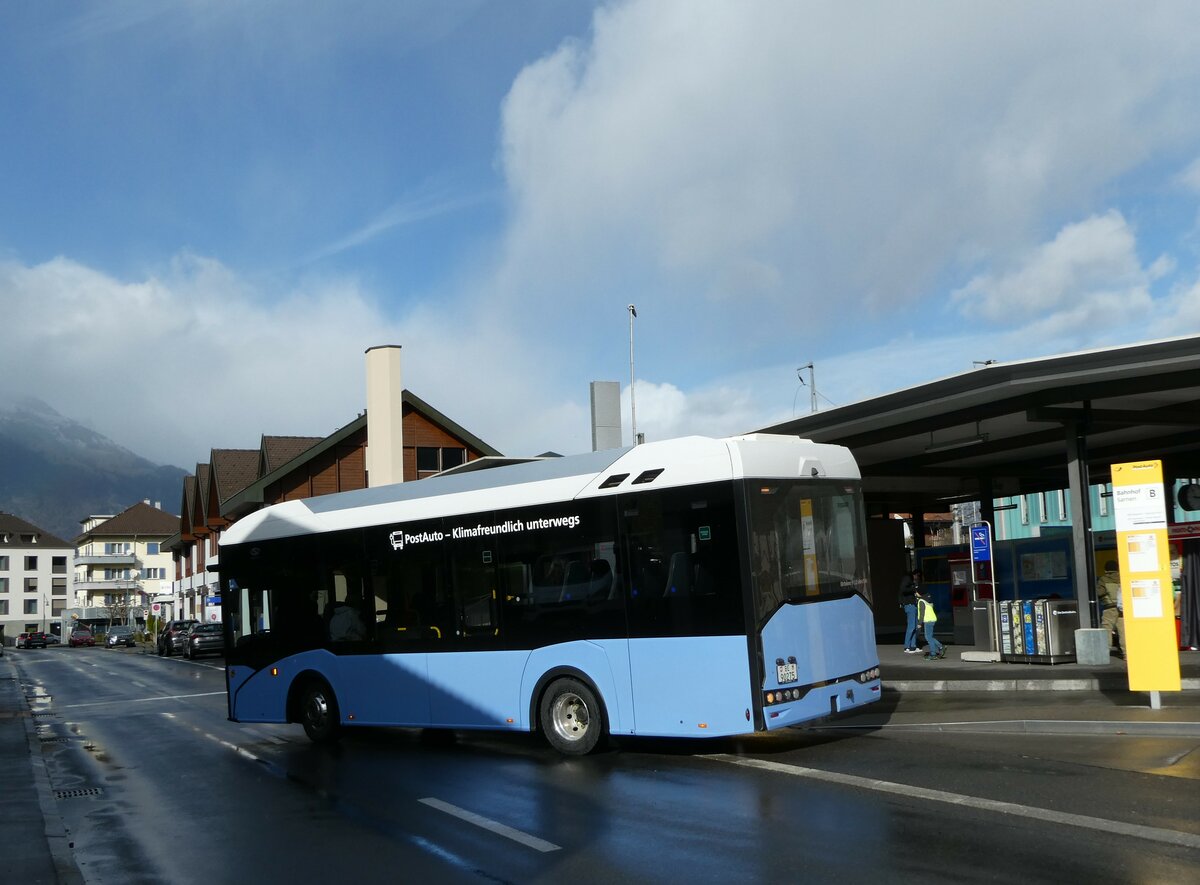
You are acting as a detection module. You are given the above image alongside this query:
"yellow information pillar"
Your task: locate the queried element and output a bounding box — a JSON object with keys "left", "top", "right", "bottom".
{"left": 1111, "top": 460, "right": 1181, "bottom": 700}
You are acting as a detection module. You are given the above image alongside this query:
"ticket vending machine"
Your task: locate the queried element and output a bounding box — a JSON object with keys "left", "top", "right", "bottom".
{"left": 948, "top": 554, "right": 974, "bottom": 645}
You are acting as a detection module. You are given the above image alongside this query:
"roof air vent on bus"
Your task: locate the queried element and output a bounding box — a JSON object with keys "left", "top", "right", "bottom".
{"left": 632, "top": 468, "right": 665, "bottom": 485}
{"left": 599, "top": 473, "right": 629, "bottom": 489}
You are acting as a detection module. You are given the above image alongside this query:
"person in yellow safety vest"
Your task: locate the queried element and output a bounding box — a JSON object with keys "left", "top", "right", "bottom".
{"left": 917, "top": 590, "right": 944, "bottom": 660}
{"left": 1096, "top": 560, "right": 1121, "bottom": 652}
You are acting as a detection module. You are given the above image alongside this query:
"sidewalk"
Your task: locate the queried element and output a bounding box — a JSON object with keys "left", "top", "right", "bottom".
{"left": 814, "top": 642, "right": 1200, "bottom": 738}
{"left": 0, "top": 657, "right": 84, "bottom": 884}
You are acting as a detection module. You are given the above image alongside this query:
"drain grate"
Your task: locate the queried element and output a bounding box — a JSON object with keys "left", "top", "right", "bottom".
{"left": 31, "top": 711, "right": 57, "bottom": 717}
{"left": 39, "top": 736, "right": 70, "bottom": 744}
{"left": 55, "top": 787, "right": 102, "bottom": 800}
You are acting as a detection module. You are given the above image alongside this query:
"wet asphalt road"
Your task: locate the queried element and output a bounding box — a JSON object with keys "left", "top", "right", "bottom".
{"left": 11, "top": 646, "right": 1200, "bottom": 884}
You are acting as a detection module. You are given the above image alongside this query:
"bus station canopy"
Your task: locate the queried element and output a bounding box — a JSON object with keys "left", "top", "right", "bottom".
{"left": 757, "top": 334, "right": 1200, "bottom": 518}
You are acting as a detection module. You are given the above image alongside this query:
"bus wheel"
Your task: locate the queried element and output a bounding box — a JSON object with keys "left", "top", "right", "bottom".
{"left": 300, "top": 680, "right": 341, "bottom": 744}
{"left": 539, "top": 678, "right": 604, "bottom": 756}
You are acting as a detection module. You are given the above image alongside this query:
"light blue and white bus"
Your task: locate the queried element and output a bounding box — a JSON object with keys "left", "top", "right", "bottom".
{"left": 219, "top": 433, "right": 881, "bottom": 755}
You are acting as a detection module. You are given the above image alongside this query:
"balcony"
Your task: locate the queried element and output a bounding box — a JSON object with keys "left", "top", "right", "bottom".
{"left": 75, "top": 553, "right": 137, "bottom": 566}
{"left": 73, "top": 578, "right": 141, "bottom": 593}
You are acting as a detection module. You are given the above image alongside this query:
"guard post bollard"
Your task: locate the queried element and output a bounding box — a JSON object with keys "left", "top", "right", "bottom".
{"left": 1075, "top": 628, "right": 1111, "bottom": 665}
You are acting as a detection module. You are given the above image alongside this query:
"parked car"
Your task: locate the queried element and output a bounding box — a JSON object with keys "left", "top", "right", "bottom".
{"left": 183, "top": 623, "right": 225, "bottom": 659}
{"left": 157, "top": 619, "right": 199, "bottom": 656}
{"left": 69, "top": 628, "right": 96, "bottom": 647}
{"left": 18, "top": 632, "right": 48, "bottom": 649}
{"left": 105, "top": 625, "right": 136, "bottom": 648}
{"left": 45, "top": 632, "right": 61, "bottom": 645}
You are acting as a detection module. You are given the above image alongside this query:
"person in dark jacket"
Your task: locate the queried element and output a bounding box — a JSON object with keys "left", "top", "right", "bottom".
{"left": 899, "top": 568, "right": 922, "bottom": 653}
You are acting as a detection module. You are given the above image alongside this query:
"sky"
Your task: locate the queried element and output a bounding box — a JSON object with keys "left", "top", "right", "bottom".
{"left": 3, "top": 1, "right": 1200, "bottom": 472}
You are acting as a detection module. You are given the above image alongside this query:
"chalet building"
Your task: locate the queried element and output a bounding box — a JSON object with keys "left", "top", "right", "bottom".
{"left": 0, "top": 512, "right": 73, "bottom": 644}
{"left": 71, "top": 501, "right": 180, "bottom": 630}
{"left": 161, "top": 371, "right": 501, "bottom": 625}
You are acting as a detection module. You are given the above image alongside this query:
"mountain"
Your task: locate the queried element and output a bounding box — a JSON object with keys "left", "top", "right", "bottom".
{"left": 0, "top": 395, "right": 186, "bottom": 540}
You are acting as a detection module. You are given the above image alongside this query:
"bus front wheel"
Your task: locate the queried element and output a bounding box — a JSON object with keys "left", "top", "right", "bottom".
{"left": 300, "top": 680, "right": 341, "bottom": 744}
{"left": 539, "top": 678, "right": 604, "bottom": 756}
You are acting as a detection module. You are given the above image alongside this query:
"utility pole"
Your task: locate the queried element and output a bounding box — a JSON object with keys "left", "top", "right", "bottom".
{"left": 798, "top": 363, "right": 817, "bottom": 413}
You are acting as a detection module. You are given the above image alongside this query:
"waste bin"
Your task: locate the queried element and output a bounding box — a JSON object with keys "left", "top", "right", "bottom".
{"left": 970, "top": 599, "right": 997, "bottom": 652}
{"left": 1001, "top": 598, "right": 1078, "bottom": 664}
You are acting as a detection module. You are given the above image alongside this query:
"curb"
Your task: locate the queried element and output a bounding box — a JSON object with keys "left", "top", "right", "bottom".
{"left": 11, "top": 662, "right": 86, "bottom": 884}
{"left": 883, "top": 678, "right": 1200, "bottom": 693}
{"left": 808, "top": 718, "right": 1200, "bottom": 737}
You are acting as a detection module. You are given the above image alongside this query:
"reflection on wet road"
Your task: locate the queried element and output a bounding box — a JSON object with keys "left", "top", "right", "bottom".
{"left": 13, "top": 648, "right": 1200, "bottom": 883}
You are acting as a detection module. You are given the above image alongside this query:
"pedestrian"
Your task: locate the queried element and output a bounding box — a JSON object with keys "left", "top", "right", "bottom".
{"left": 899, "top": 568, "right": 922, "bottom": 653}
{"left": 917, "top": 589, "right": 944, "bottom": 659}
{"left": 1096, "top": 560, "right": 1121, "bottom": 652}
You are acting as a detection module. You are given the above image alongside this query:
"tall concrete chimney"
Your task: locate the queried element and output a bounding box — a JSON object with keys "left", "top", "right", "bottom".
{"left": 365, "top": 345, "right": 404, "bottom": 487}
{"left": 590, "top": 381, "right": 622, "bottom": 451}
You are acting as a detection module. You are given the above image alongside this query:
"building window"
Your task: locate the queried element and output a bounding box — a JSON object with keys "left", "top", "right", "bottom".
{"left": 1019, "top": 495, "right": 1029, "bottom": 525}
{"left": 0, "top": 600, "right": 7, "bottom": 615}
{"left": 1057, "top": 490, "right": 1067, "bottom": 521}
{"left": 52, "top": 556, "right": 67, "bottom": 574}
{"left": 416, "top": 446, "right": 468, "bottom": 476}
{"left": 0, "top": 555, "right": 8, "bottom": 570}
{"left": 24, "top": 555, "right": 38, "bottom": 570}
{"left": 24, "top": 598, "right": 38, "bottom": 615}
{"left": 52, "top": 577, "right": 66, "bottom": 594}
{"left": 104, "top": 542, "right": 130, "bottom": 555}
{"left": 24, "top": 577, "right": 37, "bottom": 593}
{"left": 0, "top": 577, "right": 7, "bottom": 593}
{"left": 147, "top": 542, "right": 160, "bottom": 555}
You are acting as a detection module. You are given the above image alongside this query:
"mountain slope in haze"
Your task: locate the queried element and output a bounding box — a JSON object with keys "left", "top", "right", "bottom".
{"left": 0, "top": 395, "right": 185, "bottom": 540}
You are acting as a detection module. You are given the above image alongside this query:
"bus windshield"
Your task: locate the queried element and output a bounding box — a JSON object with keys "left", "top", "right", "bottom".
{"left": 746, "top": 479, "right": 870, "bottom": 625}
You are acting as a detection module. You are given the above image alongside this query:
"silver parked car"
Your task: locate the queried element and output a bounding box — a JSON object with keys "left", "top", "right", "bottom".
{"left": 183, "top": 623, "right": 225, "bottom": 659}
{"left": 105, "top": 625, "right": 136, "bottom": 648}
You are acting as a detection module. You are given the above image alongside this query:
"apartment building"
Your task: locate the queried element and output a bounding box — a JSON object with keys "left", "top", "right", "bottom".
{"left": 0, "top": 512, "right": 72, "bottom": 643}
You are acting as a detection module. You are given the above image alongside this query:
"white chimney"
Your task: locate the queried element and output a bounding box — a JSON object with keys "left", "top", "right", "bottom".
{"left": 365, "top": 345, "right": 404, "bottom": 487}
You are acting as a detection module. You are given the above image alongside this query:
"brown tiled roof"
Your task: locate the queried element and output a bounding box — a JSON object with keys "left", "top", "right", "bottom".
{"left": 262, "top": 436, "right": 321, "bottom": 473}
{"left": 211, "top": 449, "right": 260, "bottom": 505}
{"left": 0, "top": 512, "right": 72, "bottom": 548}
{"left": 77, "top": 502, "right": 179, "bottom": 539}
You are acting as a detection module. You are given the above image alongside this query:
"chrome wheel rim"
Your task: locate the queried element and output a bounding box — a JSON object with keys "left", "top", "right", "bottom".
{"left": 549, "top": 692, "right": 590, "bottom": 743}
{"left": 306, "top": 692, "right": 329, "bottom": 731}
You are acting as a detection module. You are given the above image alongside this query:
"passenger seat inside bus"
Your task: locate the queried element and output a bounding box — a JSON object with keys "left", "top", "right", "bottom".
{"left": 664, "top": 552, "right": 693, "bottom": 596}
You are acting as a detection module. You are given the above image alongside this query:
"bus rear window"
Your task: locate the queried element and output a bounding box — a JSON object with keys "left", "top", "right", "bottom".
{"left": 746, "top": 480, "right": 870, "bottom": 625}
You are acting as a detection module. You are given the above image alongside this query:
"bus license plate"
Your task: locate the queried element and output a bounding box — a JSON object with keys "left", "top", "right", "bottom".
{"left": 777, "top": 662, "right": 797, "bottom": 684}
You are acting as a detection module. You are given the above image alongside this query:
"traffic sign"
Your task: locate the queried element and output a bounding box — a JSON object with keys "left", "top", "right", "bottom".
{"left": 971, "top": 524, "right": 991, "bottom": 562}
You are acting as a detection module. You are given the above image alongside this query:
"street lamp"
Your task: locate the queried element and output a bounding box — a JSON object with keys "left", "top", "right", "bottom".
{"left": 628, "top": 304, "right": 639, "bottom": 445}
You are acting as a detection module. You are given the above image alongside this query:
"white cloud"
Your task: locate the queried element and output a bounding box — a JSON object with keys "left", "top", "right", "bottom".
{"left": 494, "top": 0, "right": 1200, "bottom": 342}
{"left": 950, "top": 211, "right": 1150, "bottom": 325}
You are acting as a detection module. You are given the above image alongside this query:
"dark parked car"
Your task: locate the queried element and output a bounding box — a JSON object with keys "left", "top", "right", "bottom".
{"left": 18, "top": 632, "right": 48, "bottom": 649}
{"left": 105, "top": 625, "right": 136, "bottom": 648}
{"left": 183, "top": 623, "right": 225, "bottom": 659}
{"left": 69, "top": 628, "right": 96, "bottom": 647}
{"left": 158, "top": 619, "right": 199, "bottom": 656}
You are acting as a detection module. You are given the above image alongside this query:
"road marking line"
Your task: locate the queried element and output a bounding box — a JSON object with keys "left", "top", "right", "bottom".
{"left": 709, "top": 755, "right": 1200, "bottom": 850}
{"left": 419, "top": 797, "right": 561, "bottom": 853}
{"left": 58, "top": 691, "right": 226, "bottom": 709}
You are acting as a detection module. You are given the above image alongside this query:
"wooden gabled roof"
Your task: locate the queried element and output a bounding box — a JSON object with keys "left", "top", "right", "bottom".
{"left": 75, "top": 501, "right": 179, "bottom": 543}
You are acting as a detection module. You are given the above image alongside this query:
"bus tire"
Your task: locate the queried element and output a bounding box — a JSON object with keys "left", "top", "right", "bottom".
{"left": 539, "top": 677, "right": 604, "bottom": 756}
{"left": 300, "top": 679, "right": 341, "bottom": 744}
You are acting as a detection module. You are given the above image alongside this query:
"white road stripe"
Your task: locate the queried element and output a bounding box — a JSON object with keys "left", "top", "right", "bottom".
{"left": 58, "top": 691, "right": 226, "bottom": 709}
{"left": 710, "top": 755, "right": 1200, "bottom": 850}
{"left": 419, "top": 797, "right": 561, "bottom": 853}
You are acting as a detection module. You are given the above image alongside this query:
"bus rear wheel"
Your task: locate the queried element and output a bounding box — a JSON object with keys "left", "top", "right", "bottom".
{"left": 300, "top": 680, "right": 341, "bottom": 744}
{"left": 539, "top": 678, "right": 604, "bottom": 756}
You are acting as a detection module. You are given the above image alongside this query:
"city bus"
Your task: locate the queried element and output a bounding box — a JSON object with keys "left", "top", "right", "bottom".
{"left": 218, "top": 433, "right": 881, "bottom": 755}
